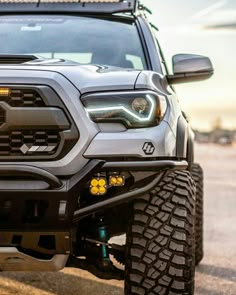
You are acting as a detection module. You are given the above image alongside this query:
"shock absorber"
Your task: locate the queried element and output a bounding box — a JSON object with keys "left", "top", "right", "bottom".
{"left": 98, "top": 218, "right": 110, "bottom": 267}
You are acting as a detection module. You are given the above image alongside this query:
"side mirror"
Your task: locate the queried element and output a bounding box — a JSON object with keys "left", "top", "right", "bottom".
{"left": 167, "top": 54, "right": 214, "bottom": 84}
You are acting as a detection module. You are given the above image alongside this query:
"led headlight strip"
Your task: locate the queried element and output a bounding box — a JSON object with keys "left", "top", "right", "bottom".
{"left": 82, "top": 91, "right": 167, "bottom": 128}
{"left": 86, "top": 94, "right": 155, "bottom": 122}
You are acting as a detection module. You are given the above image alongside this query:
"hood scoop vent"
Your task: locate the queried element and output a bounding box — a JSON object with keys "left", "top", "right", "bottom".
{"left": 0, "top": 55, "right": 38, "bottom": 64}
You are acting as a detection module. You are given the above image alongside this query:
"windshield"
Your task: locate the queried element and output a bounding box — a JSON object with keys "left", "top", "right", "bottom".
{"left": 0, "top": 15, "right": 147, "bottom": 70}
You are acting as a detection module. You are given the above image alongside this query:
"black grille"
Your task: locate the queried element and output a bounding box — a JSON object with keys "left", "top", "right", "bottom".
{"left": 0, "top": 88, "right": 45, "bottom": 107}
{"left": 0, "top": 106, "right": 5, "bottom": 127}
{"left": 0, "top": 130, "right": 60, "bottom": 156}
{"left": 0, "top": 85, "right": 79, "bottom": 161}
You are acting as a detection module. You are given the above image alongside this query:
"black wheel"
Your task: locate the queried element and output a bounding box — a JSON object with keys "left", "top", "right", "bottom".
{"left": 191, "top": 163, "right": 204, "bottom": 266}
{"left": 125, "top": 171, "right": 196, "bottom": 295}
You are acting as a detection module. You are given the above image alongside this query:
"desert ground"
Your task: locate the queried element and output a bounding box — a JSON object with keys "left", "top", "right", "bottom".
{"left": 0, "top": 143, "right": 236, "bottom": 295}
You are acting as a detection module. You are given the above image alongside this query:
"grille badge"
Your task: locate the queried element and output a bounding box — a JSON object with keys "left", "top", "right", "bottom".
{"left": 20, "top": 144, "right": 56, "bottom": 154}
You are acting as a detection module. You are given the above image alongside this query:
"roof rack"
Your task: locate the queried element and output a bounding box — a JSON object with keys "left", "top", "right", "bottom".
{"left": 0, "top": 0, "right": 138, "bottom": 14}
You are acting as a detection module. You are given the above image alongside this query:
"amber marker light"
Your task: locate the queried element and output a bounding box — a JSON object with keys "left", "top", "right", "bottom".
{"left": 90, "top": 177, "right": 107, "bottom": 196}
{"left": 109, "top": 175, "right": 125, "bottom": 187}
{"left": 0, "top": 88, "right": 10, "bottom": 96}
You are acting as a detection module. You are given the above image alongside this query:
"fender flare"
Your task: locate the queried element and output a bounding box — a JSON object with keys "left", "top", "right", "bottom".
{"left": 176, "top": 115, "right": 188, "bottom": 159}
{"left": 176, "top": 115, "right": 194, "bottom": 170}
{"left": 187, "top": 128, "right": 195, "bottom": 171}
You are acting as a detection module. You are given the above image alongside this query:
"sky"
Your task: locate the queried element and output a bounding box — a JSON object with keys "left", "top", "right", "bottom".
{"left": 142, "top": 0, "right": 236, "bottom": 131}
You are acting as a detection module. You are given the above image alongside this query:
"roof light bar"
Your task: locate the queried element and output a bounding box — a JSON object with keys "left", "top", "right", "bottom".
{"left": 81, "top": 0, "right": 121, "bottom": 2}
{"left": 0, "top": 0, "right": 121, "bottom": 2}
{"left": 0, "top": 0, "right": 138, "bottom": 14}
{"left": 0, "top": 0, "right": 137, "bottom": 14}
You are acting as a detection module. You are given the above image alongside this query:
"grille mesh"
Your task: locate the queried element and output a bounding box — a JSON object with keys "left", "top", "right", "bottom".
{"left": 0, "top": 88, "right": 58, "bottom": 157}
{"left": 0, "top": 130, "right": 60, "bottom": 156}
{"left": 0, "top": 88, "right": 45, "bottom": 107}
{"left": 0, "top": 106, "right": 5, "bottom": 126}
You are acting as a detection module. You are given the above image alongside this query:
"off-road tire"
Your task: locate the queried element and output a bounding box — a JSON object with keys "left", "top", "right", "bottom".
{"left": 125, "top": 171, "right": 196, "bottom": 295}
{"left": 191, "top": 163, "right": 204, "bottom": 266}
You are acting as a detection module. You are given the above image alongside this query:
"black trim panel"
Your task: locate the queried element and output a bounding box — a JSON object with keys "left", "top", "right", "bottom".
{"left": 0, "top": 104, "right": 70, "bottom": 131}
{"left": 176, "top": 115, "right": 188, "bottom": 159}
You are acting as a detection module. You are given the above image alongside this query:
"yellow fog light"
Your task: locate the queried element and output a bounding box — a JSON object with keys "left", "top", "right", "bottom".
{"left": 0, "top": 88, "right": 10, "bottom": 96}
{"left": 90, "top": 186, "right": 99, "bottom": 195}
{"left": 91, "top": 179, "right": 99, "bottom": 187}
{"left": 116, "top": 177, "right": 124, "bottom": 186}
{"left": 98, "top": 179, "right": 106, "bottom": 187}
{"left": 109, "top": 177, "right": 117, "bottom": 186}
{"left": 109, "top": 175, "right": 125, "bottom": 187}
{"left": 99, "top": 186, "right": 107, "bottom": 195}
{"left": 90, "top": 177, "right": 107, "bottom": 196}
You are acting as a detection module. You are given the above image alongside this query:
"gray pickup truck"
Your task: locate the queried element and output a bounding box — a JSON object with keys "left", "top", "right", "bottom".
{"left": 0, "top": 1, "right": 212, "bottom": 294}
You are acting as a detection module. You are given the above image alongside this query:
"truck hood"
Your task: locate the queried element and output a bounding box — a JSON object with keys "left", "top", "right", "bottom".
{"left": 0, "top": 60, "right": 141, "bottom": 94}
{"left": 53, "top": 64, "right": 141, "bottom": 94}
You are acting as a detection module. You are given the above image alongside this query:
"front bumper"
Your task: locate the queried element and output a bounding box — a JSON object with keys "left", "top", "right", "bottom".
{"left": 0, "top": 158, "right": 187, "bottom": 271}
{"left": 0, "top": 159, "right": 188, "bottom": 229}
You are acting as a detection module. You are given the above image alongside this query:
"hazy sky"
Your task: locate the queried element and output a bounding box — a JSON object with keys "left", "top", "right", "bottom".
{"left": 142, "top": 0, "right": 236, "bottom": 131}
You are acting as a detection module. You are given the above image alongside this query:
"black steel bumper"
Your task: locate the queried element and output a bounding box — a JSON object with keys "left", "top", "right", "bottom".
{"left": 102, "top": 159, "right": 188, "bottom": 172}
{"left": 0, "top": 160, "right": 103, "bottom": 231}
{"left": 0, "top": 159, "right": 188, "bottom": 230}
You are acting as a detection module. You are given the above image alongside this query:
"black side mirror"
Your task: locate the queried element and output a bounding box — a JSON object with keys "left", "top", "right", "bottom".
{"left": 167, "top": 54, "right": 214, "bottom": 84}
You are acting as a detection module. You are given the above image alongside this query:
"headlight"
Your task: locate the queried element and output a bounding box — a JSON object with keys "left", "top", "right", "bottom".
{"left": 81, "top": 91, "right": 167, "bottom": 128}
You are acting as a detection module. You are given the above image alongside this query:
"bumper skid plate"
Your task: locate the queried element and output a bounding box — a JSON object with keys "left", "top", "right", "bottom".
{"left": 0, "top": 247, "right": 68, "bottom": 271}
